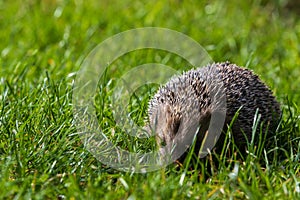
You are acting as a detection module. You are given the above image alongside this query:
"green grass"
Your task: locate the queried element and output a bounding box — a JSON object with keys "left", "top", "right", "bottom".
{"left": 0, "top": 0, "right": 300, "bottom": 199}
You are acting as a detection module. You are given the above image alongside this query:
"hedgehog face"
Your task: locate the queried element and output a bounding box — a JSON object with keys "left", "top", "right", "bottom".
{"left": 149, "top": 103, "right": 182, "bottom": 147}
{"left": 149, "top": 101, "right": 211, "bottom": 147}
{"left": 149, "top": 101, "right": 216, "bottom": 160}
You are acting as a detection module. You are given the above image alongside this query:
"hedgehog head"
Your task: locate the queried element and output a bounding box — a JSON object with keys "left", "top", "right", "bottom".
{"left": 149, "top": 102, "right": 182, "bottom": 146}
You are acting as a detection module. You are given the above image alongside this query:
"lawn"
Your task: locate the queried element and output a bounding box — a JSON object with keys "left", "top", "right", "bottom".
{"left": 0, "top": 0, "right": 299, "bottom": 199}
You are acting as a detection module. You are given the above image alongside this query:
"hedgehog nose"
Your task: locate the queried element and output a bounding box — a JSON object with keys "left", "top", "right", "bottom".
{"left": 156, "top": 134, "right": 167, "bottom": 147}
{"left": 160, "top": 139, "right": 166, "bottom": 147}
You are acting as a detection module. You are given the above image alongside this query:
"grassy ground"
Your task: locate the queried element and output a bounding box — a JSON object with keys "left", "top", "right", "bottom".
{"left": 0, "top": 0, "right": 300, "bottom": 199}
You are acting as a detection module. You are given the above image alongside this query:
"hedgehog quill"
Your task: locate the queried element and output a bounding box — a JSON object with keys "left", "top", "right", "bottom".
{"left": 146, "top": 62, "right": 281, "bottom": 161}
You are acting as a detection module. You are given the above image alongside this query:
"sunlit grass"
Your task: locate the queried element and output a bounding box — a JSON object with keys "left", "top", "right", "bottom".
{"left": 0, "top": 0, "right": 299, "bottom": 199}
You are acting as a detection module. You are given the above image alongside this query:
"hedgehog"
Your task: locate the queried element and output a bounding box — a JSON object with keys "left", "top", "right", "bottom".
{"left": 147, "top": 62, "right": 281, "bottom": 161}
